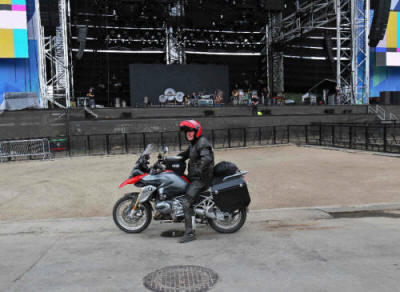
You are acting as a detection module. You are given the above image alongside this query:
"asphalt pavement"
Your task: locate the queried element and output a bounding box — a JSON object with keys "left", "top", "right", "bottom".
{"left": 1, "top": 207, "right": 400, "bottom": 292}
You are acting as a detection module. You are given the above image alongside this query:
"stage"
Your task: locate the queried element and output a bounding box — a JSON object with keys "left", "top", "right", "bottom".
{"left": 0, "top": 105, "right": 378, "bottom": 140}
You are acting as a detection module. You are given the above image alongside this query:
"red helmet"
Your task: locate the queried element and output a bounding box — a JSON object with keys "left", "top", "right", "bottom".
{"left": 179, "top": 120, "right": 203, "bottom": 138}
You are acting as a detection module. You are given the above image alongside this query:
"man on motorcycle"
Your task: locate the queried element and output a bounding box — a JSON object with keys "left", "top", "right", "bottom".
{"left": 178, "top": 120, "right": 214, "bottom": 243}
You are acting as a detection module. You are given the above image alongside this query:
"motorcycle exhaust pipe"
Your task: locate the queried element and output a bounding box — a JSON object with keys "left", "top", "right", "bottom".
{"left": 194, "top": 208, "right": 216, "bottom": 219}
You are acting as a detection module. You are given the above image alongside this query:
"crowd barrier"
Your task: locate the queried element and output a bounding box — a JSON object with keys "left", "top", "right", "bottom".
{"left": 0, "top": 138, "right": 51, "bottom": 162}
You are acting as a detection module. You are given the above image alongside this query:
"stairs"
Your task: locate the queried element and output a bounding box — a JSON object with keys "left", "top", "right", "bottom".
{"left": 368, "top": 105, "right": 400, "bottom": 123}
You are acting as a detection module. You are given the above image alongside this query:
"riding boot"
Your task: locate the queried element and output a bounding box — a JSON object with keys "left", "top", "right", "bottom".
{"left": 179, "top": 231, "right": 196, "bottom": 243}
{"left": 179, "top": 199, "right": 197, "bottom": 243}
{"left": 179, "top": 215, "right": 196, "bottom": 243}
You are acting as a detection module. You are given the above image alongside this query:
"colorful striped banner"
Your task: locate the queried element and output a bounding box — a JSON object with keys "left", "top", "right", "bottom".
{"left": 0, "top": 4, "right": 11, "bottom": 10}
{"left": 0, "top": 0, "right": 27, "bottom": 58}
{"left": 0, "top": 29, "right": 14, "bottom": 58}
{"left": 11, "top": 0, "right": 25, "bottom": 4}
{"left": 386, "top": 11, "right": 398, "bottom": 48}
{"left": 12, "top": 4, "right": 25, "bottom": 11}
{"left": 13, "top": 28, "right": 28, "bottom": 57}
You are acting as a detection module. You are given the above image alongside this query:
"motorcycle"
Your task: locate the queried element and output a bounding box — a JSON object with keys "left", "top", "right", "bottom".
{"left": 113, "top": 144, "right": 251, "bottom": 234}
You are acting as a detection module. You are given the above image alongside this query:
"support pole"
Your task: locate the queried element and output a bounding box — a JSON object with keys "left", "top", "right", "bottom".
{"left": 60, "top": 0, "right": 71, "bottom": 107}
{"left": 336, "top": 0, "right": 342, "bottom": 99}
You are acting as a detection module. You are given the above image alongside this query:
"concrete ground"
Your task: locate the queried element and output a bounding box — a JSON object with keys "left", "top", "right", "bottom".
{"left": 1, "top": 145, "right": 400, "bottom": 221}
{"left": 1, "top": 212, "right": 400, "bottom": 292}
{"left": 1, "top": 145, "right": 400, "bottom": 292}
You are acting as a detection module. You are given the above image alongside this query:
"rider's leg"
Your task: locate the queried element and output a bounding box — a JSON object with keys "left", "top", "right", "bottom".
{"left": 179, "top": 180, "right": 206, "bottom": 243}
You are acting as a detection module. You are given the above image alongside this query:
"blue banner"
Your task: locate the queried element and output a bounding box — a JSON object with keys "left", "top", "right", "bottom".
{"left": 0, "top": 0, "right": 40, "bottom": 102}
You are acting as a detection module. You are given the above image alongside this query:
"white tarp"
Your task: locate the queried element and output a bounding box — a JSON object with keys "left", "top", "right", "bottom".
{"left": 0, "top": 92, "right": 40, "bottom": 112}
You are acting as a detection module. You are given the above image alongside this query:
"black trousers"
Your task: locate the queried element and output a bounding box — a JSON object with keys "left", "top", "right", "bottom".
{"left": 182, "top": 180, "right": 208, "bottom": 234}
{"left": 251, "top": 105, "right": 258, "bottom": 115}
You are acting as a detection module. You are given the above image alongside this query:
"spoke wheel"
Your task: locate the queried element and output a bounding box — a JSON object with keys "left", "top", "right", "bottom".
{"left": 113, "top": 196, "right": 152, "bottom": 233}
{"left": 208, "top": 208, "right": 247, "bottom": 233}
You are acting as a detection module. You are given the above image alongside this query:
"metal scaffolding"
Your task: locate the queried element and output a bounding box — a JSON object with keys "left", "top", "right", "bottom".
{"left": 336, "top": 0, "right": 353, "bottom": 104}
{"left": 37, "top": 0, "right": 72, "bottom": 108}
{"left": 166, "top": 27, "right": 186, "bottom": 64}
{"left": 271, "top": 12, "right": 284, "bottom": 94}
{"left": 273, "top": 0, "right": 337, "bottom": 44}
{"left": 166, "top": 1, "right": 186, "bottom": 64}
{"left": 268, "top": 0, "right": 369, "bottom": 104}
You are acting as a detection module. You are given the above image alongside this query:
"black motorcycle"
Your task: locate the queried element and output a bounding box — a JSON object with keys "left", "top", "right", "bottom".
{"left": 113, "top": 144, "right": 251, "bottom": 234}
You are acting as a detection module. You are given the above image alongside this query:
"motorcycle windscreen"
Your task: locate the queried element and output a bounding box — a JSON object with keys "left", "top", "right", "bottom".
{"left": 212, "top": 178, "right": 251, "bottom": 212}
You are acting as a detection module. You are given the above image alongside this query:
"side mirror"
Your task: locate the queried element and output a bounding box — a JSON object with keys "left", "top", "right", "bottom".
{"left": 163, "top": 146, "right": 169, "bottom": 154}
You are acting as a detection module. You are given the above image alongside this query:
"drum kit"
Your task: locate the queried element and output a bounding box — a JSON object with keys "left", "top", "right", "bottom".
{"left": 159, "top": 88, "right": 185, "bottom": 104}
{"left": 159, "top": 88, "right": 218, "bottom": 106}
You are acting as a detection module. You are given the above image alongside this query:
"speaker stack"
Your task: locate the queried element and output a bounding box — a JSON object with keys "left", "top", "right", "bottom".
{"left": 369, "top": 0, "right": 391, "bottom": 47}
{"left": 380, "top": 91, "right": 400, "bottom": 105}
{"left": 76, "top": 25, "right": 88, "bottom": 60}
{"left": 324, "top": 31, "right": 335, "bottom": 75}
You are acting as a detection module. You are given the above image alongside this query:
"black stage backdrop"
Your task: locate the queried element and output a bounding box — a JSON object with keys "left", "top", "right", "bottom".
{"left": 129, "top": 64, "right": 229, "bottom": 106}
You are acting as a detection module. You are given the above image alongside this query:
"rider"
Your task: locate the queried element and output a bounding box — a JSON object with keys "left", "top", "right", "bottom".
{"left": 178, "top": 120, "right": 214, "bottom": 243}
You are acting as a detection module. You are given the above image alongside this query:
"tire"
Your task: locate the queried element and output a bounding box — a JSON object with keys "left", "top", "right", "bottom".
{"left": 112, "top": 196, "right": 152, "bottom": 233}
{"left": 208, "top": 208, "right": 247, "bottom": 234}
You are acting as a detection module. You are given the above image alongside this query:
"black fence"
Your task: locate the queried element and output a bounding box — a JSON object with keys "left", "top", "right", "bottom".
{"left": 49, "top": 126, "right": 295, "bottom": 157}
{"left": 34, "top": 123, "right": 400, "bottom": 158}
{"left": 307, "top": 123, "right": 400, "bottom": 153}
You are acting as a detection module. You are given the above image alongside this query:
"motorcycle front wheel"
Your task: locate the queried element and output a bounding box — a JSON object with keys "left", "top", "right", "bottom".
{"left": 113, "top": 196, "right": 152, "bottom": 233}
{"left": 208, "top": 208, "right": 247, "bottom": 233}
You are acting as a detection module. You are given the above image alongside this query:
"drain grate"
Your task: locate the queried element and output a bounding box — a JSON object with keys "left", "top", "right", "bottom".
{"left": 143, "top": 265, "right": 219, "bottom": 292}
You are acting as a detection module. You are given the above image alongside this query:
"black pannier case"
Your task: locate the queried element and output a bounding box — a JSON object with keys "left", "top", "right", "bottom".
{"left": 212, "top": 177, "right": 250, "bottom": 212}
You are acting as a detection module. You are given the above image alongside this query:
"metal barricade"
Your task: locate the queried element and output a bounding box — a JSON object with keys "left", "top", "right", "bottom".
{"left": 0, "top": 138, "right": 51, "bottom": 162}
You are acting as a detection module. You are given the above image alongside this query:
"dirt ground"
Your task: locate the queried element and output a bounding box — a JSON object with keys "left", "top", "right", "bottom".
{"left": 1, "top": 145, "right": 399, "bottom": 221}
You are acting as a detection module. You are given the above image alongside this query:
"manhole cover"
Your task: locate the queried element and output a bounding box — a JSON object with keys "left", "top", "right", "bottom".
{"left": 143, "top": 265, "right": 218, "bottom": 292}
{"left": 161, "top": 229, "right": 185, "bottom": 238}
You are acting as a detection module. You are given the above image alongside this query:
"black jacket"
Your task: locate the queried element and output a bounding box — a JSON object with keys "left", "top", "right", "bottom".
{"left": 178, "top": 136, "right": 214, "bottom": 184}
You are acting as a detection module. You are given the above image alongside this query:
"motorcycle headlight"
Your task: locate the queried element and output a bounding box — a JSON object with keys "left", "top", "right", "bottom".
{"left": 139, "top": 185, "right": 157, "bottom": 203}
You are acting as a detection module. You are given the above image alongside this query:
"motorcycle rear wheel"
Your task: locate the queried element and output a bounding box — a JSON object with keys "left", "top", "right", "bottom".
{"left": 113, "top": 196, "right": 152, "bottom": 233}
{"left": 208, "top": 208, "right": 247, "bottom": 233}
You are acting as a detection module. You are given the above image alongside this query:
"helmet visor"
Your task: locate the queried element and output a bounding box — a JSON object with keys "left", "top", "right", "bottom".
{"left": 180, "top": 126, "right": 195, "bottom": 132}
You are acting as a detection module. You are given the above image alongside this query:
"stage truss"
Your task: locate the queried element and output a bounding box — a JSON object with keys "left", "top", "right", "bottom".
{"left": 36, "top": 0, "right": 72, "bottom": 108}
{"left": 267, "top": 0, "right": 370, "bottom": 104}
